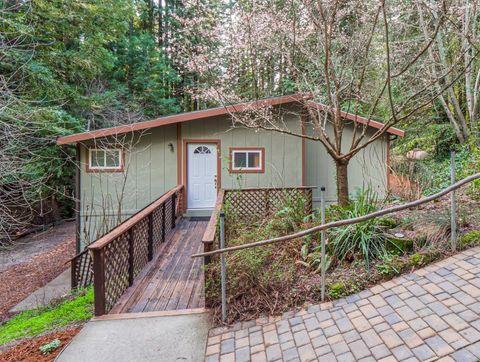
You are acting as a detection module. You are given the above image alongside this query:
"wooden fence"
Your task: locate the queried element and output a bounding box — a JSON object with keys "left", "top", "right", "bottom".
{"left": 223, "top": 187, "right": 314, "bottom": 219}
{"left": 202, "top": 187, "right": 314, "bottom": 260}
{"left": 87, "top": 185, "right": 184, "bottom": 316}
{"left": 71, "top": 249, "right": 93, "bottom": 289}
{"left": 202, "top": 190, "right": 225, "bottom": 265}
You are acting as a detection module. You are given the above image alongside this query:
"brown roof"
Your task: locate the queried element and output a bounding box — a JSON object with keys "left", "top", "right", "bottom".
{"left": 56, "top": 94, "right": 404, "bottom": 145}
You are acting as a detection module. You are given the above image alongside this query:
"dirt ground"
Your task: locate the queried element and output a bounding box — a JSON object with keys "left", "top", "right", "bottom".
{"left": 0, "top": 222, "right": 75, "bottom": 322}
{"left": 0, "top": 222, "right": 75, "bottom": 273}
{"left": 0, "top": 328, "right": 80, "bottom": 362}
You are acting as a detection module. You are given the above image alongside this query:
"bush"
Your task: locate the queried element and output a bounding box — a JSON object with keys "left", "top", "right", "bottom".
{"left": 327, "top": 189, "right": 400, "bottom": 266}
{"left": 376, "top": 254, "right": 405, "bottom": 276}
{"left": 205, "top": 194, "right": 308, "bottom": 322}
{"left": 328, "top": 282, "right": 345, "bottom": 298}
{"left": 40, "top": 338, "right": 61, "bottom": 354}
{"left": 458, "top": 230, "right": 480, "bottom": 249}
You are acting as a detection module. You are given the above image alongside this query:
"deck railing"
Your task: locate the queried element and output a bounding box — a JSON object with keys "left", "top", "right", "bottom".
{"left": 202, "top": 187, "right": 314, "bottom": 261}
{"left": 202, "top": 190, "right": 225, "bottom": 265}
{"left": 223, "top": 186, "right": 314, "bottom": 218}
{"left": 88, "top": 185, "right": 184, "bottom": 316}
{"left": 71, "top": 249, "right": 93, "bottom": 289}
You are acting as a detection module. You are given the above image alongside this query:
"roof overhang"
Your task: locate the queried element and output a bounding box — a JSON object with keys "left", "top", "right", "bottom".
{"left": 57, "top": 94, "right": 404, "bottom": 145}
{"left": 308, "top": 101, "right": 405, "bottom": 138}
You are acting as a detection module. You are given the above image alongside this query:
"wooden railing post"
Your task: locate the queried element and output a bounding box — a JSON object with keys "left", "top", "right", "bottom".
{"left": 92, "top": 249, "right": 106, "bottom": 316}
{"left": 71, "top": 259, "right": 77, "bottom": 290}
{"left": 128, "top": 228, "right": 134, "bottom": 286}
{"left": 147, "top": 214, "right": 153, "bottom": 261}
{"left": 171, "top": 193, "right": 177, "bottom": 229}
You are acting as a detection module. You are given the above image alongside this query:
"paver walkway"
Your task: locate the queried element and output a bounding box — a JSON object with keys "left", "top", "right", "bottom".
{"left": 205, "top": 247, "right": 480, "bottom": 362}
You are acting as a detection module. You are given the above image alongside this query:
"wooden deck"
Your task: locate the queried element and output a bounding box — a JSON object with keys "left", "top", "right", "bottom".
{"left": 110, "top": 218, "right": 207, "bottom": 314}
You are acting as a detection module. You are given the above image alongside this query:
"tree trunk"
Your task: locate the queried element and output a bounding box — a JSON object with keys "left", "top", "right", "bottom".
{"left": 336, "top": 159, "right": 350, "bottom": 207}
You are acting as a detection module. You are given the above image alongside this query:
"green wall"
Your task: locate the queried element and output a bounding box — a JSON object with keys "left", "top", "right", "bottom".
{"left": 79, "top": 125, "right": 177, "bottom": 247}
{"left": 180, "top": 111, "right": 303, "bottom": 190}
{"left": 305, "top": 123, "right": 388, "bottom": 206}
{"left": 77, "top": 110, "right": 388, "bottom": 249}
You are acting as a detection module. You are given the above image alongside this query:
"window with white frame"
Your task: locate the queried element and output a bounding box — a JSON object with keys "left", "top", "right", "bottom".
{"left": 88, "top": 149, "right": 122, "bottom": 171}
{"left": 231, "top": 148, "right": 264, "bottom": 172}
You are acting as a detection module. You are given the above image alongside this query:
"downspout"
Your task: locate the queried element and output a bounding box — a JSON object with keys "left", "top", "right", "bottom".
{"left": 75, "top": 143, "right": 81, "bottom": 253}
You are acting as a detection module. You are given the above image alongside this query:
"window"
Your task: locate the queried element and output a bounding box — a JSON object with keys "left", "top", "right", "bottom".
{"left": 88, "top": 149, "right": 122, "bottom": 171}
{"left": 193, "top": 146, "right": 211, "bottom": 154}
{"left": 230, "top": 148, "right": 264, "bottom": 173}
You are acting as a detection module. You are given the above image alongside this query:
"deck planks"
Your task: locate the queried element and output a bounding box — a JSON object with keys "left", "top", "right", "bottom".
{"left": 111, "top": 218, "right": 207, "bottom": 314}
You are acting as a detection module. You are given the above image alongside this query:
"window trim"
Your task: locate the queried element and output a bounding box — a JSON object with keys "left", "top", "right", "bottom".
{"left": 86, "top": 147, "right": 124, "bottom": 173}
{"left": 229, "top": 147, "right": 265, "bottom": 173}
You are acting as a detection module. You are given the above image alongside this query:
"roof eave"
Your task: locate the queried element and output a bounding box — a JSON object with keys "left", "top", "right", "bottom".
{"left": 56, "top": 94, "right": 305, "bottom": 145}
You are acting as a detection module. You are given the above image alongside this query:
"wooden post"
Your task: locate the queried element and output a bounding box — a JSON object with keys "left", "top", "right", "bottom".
{"left": 92, "top": 248, "right": 106, "bottom": 316}
{"left": 161, "top": 203, "right": 166, "bottom": 242}
{"left": 71, "top": 259, "right": 77, "bottom": 290}
{"left": 128, "top": 228, "right": 134, "bottom": 286}
{"left": 147, "top": 214, "right": 153, "bottom": 261}
{"left": 171, "top": 193, "right": 177, "bottom": 229}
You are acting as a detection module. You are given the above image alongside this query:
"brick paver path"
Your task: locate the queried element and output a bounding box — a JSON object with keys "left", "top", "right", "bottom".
{"left": 205, "top": 247, "right": 480, "bottom": 361}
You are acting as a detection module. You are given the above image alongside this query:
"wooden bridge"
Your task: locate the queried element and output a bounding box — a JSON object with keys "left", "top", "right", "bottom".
{"left": 71, "top": 185, "right": 313, "bottom": 317}
{"left": 110, "top": 218, "right": 206, "bottom": 314}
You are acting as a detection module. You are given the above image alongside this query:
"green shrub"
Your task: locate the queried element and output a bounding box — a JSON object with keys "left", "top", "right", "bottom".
{"left": 328, "top": 282, "right": 345, "bottom": 299}
{"left": 40, "top": 338, "right": 61, "bottom": 354}
{"left": 409, "top": 252, "right": 426, "bottom": 266}
{"left": 458, "top": 230, "right": 480, "bottom": 249}
{"left": 299, "top": 243, "right": 332, "bottom": 273}
{"left": 376, "top": 254, "right": 405, "bottom": 276}
{"left": 328, "top": 189, "right": 401, "bottom": 266}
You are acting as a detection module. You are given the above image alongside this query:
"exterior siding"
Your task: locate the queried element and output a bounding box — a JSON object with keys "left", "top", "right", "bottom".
{"left": 79, "top": 125, "right": 177, "bottom": 248}
{"left": 305, "top": 123, "right": 388, "bottom": 206}
{"left": 180, "top": 112, "right": 303, "bottom": 190}
{"left": 77, "top": 110, "right": 388, "bottom": 250}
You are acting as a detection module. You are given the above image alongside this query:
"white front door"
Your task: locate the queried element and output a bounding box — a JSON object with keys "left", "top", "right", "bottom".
{"left": 187, "top": 143, "right": 217, "bottom": 209}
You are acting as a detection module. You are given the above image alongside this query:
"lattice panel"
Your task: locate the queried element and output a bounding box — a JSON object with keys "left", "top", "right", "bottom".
{"left": 164, "top": 197, "right": 173, "bottom": 234}
{"left": 90, "top": 185, "right": 185, "bottom": 316}
{"left": 224, "top": 188, "right": 313, "bottom": 220}
{"left": 132, "top": 217, "right": 149, "bottom": 278}
{"left": 151, "top": 206, "right": 165, "bottom": 251}
{"left": 104, "top": 234, "right": 130, "bottom": 312}
{"left": 72, "top": 250, "right": 93, "bottom": 289}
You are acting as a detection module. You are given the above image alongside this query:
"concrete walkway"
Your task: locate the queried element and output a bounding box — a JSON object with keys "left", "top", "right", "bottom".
{"left": 56, "top": 309, "right": 211, "bottom": 362}
{"left": 206, "top": 247, "right": 480, "bottom": 362}
{"left": 9, "top": 268, "right": 71, "bottom": 312}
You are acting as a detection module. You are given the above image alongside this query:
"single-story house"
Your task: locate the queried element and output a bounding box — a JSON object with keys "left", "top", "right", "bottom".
{"left": 57, "top": 94, "right": 404, "bottom": 251}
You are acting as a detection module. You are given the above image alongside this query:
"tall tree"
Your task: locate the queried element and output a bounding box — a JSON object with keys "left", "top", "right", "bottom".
{"left": 417, "top": 0, "right": 480, "bottom": 144}
{"left": 181, "top": 0, "right": 476, "bottom": 205}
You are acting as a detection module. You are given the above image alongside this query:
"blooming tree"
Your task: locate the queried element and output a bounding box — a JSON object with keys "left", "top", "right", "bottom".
{"left": 179, "top": 0, "right": 477, "bottom": 205}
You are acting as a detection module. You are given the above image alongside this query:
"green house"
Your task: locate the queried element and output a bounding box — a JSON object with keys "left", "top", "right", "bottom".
{"left": 57, "top": 94, "right": 404, "bottom": 251}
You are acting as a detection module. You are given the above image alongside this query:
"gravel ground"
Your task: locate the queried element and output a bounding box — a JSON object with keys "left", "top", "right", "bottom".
{"left": 0, "top": 222, "right": 75, "bottom": 322}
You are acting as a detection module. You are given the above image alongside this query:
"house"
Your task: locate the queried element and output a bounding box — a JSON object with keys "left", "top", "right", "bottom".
{"left": 57, "top": 94, "right": 404, "bottom": 251}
